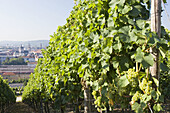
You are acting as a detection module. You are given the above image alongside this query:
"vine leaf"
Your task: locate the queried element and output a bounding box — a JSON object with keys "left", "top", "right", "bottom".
{"left": 153, "top": 104, "right": 163, "bottom": 112}
{"left": 118, "top": 75, "right": 129, "bottom": 87}
{"left": 152, "top": 77, "right": 159, "bottom": 87}
{"left": 142, "top": 54, "right": 154, "bottom": 68}
{"left": 135, "top": 47, "right": 144, "bottom": 62}
{"left": 136, "top": 19, "right": 145, "bottom": 29}
{"left": 160, "top": 63, "right": 169, "bottom": 71}
{"left": 122, "top": 5, "right": 132, "bottom": 14}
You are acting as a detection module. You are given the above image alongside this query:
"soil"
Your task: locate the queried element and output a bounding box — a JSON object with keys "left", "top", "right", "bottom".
{"left": 5, "top": 102, "right": 37, "bottom": 113}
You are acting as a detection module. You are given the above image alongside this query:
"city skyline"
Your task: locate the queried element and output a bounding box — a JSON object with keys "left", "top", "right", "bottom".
{"left": 0, "top": 0, "right": 169, "bottom": 41}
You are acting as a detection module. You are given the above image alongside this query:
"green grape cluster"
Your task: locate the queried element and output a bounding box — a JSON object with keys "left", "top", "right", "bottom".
{"left": 139, "top": 78, "right": 152, "bottom": 94}
{"left": 125, "top": 69, "right": 139, "bottom": 87}
{"left": 131, "top": 91, "right": 141, "bottom": 105}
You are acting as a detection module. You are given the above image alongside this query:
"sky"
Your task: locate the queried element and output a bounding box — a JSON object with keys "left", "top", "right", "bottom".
{"left": 0, "top": 0, "right": 75, "bottom": 41}
{"left": 162, "top": 1, "right": 170, "bottom": 30}
{"left": 0, "top": 0, "right": 169, "bottom": 41}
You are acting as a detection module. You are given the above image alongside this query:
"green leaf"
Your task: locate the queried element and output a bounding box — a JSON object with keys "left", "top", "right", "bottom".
{"left": 82, "top": 64, "right": 88, "bottom": 69}
{"left": 142, "top": 54, "right": 154, "bottom": 68}
{"left": 148, "top": 33, "right": 159, "bottom": 45}
{"left": 132, "top": 102, "right": 140, "bottom": 111}
{"left": 112, "top": 61, "right": 119, "bottom": 69}
{"left": 107, "top": 17, "right": 114, "bottom": 28}
{"left": 101, "top": 61, "right": 109, "bottom": 71}
{"left": 93, "top": 81, "right": 99, "bottom": 91}
{"left": 98, "top": 17, "right": 105, "bottom": 26}
{"left": 92, "top": 9, "right": 98, "bottom": 18}
{"left": 159, "top": 47, "right": 166, "bottom": 58}
{"left": 108, "top": 43, "right": 112, "bottom": 53}
{"left": 160, "top": 63, "right": 169, "bottom": 71}
{"left": 119, "top": 0, "right": 125, "bottom": 6}
{"left": 163, "top": 0, "right": 167, "bottom": 3}
{"left": 128, "top": 19, "right": 135, "bottom": 25}
{"left": 132, "top": 102, "right": 146, "bottom": 113}
{"left": 112, "top": 57, "right": 119, "bottom": 68}
{"left": 93, "top": 34, "right": 99, "bottom": 43}
{"left": 119, "top": 56, "right": 130, "bottom": 70}
{"left": 129, "top": 29, "right": 138, "bottom": 42}
{"left": 119, "top": 26, "right": 130, "bottom": 34}
{"left": 119, "top": 33, "right": 130, "bottom": 43}
{"left": 151, "top": 90, "right": 157, "bottom": 100}
{"left": 152, "top": 77, "right": 159, "bottom": 87}
{"left": 118, "top": 75, "right": 129, "bottom": 87}
{"left": 153, "top": 104, "right": 163, "bottom": 112}
{"left": 113, "top": 39, "right": 122, "bottom": 51}
{"left": 146, "top": 95, "right": 152, "bottom": 102}
{"left": 109, "top": 0, "right": 119, "bottom": 9}
{"left": 135, "top": 48, "right": 144, "bottom": 62}
{"left": 122, "top": 5, "right": 132, "bottom": 14}
{"left": 159, "top": 95, "right": 164, "bottom": 103}
{"left": 129, "top": 6, "right": 140, "bottom": 17}
{"left": 136, "top": 19, "right": 145, "bottom": 29}
{"left": 144, "top": 0, "right": 149, "bottom": 3}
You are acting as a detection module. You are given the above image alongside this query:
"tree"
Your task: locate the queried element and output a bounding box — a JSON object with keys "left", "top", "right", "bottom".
{"left": 2, "top": 57, "right": 27, "bottom": 65}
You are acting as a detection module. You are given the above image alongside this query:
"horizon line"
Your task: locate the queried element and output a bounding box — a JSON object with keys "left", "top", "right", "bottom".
{"left": 0, "top": 39, "right": 49, "bottom": 42}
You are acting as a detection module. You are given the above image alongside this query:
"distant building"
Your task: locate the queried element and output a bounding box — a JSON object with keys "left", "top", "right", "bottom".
{"left": 31, "top": 49, "right": 43, "bottom": 61}
{"left": 13, "top": 51, "right": 19, "bottom": 56}
{"left": 35, "top": 55, "right": 43, "bottom": 61}
{"left": 2, "top": 72, "right": 17, "bottom": 81}
{"left": 27, "top": 62, "right": 37, "bottom": 67}
{"left": 0, "top": 52, "right": 8, "bottom": 56}
{"left": 13, "top": 45, "right": 29, "bottom": 57}
{"left": 28, "top": 43, "right": 31, "bottom": 52}
{"left": 40, "top": 43, "right": 42, "bottom": 49}
{"left": 0, "top": 65, "right": 35, "bottom": 81}
{"left": 19, "top": 45, "right": 24, "bottom": 56}
{"left": 21, "top": 56, "right": 35, "bottom": 62}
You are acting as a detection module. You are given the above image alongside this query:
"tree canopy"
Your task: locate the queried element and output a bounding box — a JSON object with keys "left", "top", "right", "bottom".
{"left": 2, "top": 57, "right": 27, "bottom": 65}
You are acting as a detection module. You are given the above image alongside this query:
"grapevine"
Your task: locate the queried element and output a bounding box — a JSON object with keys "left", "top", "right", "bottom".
{"left": 0, "top": 76, "right": 16, "bottom": 113}
{"left": 23, "top": 0, "right": 170, "bottom": 112}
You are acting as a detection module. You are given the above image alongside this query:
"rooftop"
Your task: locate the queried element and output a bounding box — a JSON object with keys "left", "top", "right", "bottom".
{"left": 3, "top": 72, "right": 16, "bottom": 76}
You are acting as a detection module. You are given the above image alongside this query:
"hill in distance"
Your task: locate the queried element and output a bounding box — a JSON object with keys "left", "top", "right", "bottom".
{"left": 0, "top": 40, "right": 49, "bottom": 48}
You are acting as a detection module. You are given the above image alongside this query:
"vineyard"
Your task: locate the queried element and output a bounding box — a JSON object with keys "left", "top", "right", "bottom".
{"left": 0, "top": 76, "right": 16, "bottom": 113}
{"left": 20, "top": 0, "right": 170, "bottom": 113}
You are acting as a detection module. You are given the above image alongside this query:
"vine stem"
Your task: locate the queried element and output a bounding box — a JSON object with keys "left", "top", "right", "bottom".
{"left": 117, "top": 67, "right": 121, "bottom": 77}
{"left": 138, "top": 64, "right": 142, "bottom": 72}
{"left": 148, "top": 103, "right": 153, "bottom": 113}
{"left": 136, "top": 63, "right": 142, "bottom": 73}
{"left": 146, "top": 68, "right": 149, "bottom": 79}
{"left": 136, "top": 62, "right": 138, "bottom": 72}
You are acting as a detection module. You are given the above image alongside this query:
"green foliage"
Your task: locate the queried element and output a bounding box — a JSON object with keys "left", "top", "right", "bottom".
{"left": 23, "top": 0, "right": 169, "bottom": 112}
{"left": 163, "top": 0, "right": 167, "bottom": 3}
{"left": 2, "top": 57, "right": 27, "bottom": 65}
{"left": 0, "top": 76, "right": 16, "bottom": 112}
{"left": 160, "top": 50, "right": 170, "bottom": 100}
{"left": 10, "top": 79, "right": 28, "bottom": 84}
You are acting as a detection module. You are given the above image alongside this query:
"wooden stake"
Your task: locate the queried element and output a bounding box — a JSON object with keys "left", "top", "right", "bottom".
{"left": 150, "top": 0, "right": 161, "bottom": 79}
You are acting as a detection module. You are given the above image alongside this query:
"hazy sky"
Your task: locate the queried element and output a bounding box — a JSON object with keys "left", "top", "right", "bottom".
{"left": 0, "top": 0, "right": 74, "bottom": 41}
{"left": 0, "top": 0, "right": 169, "bottom": 41}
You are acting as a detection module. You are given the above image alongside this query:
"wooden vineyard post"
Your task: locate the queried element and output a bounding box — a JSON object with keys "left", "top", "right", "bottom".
{"left": 84, "top": 82, "right": 91, "bottom": 113}
{"left": 150, "top": 0, "right": 161, "bottom": 80}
